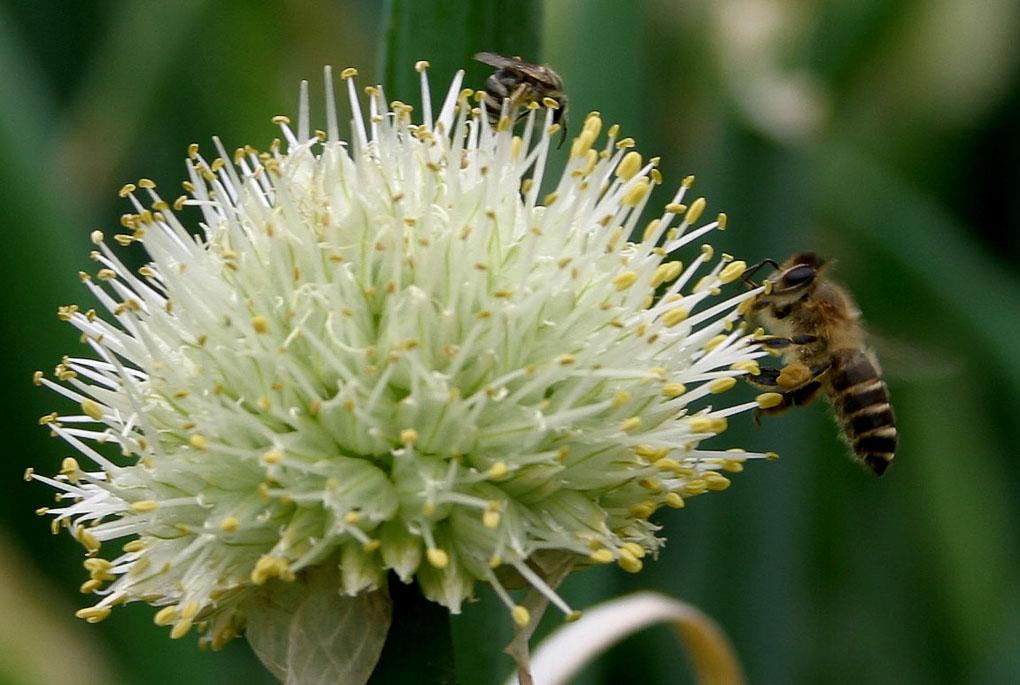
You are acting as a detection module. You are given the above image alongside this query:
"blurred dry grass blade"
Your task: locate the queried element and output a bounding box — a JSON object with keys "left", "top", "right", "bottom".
{"left": 507, "top": 591, "right": 745, "bottom": 685}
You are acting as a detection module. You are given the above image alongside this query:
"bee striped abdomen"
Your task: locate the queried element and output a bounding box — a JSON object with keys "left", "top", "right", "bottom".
{"left": 828, "top": 349, "right": 897, "bottom": 475}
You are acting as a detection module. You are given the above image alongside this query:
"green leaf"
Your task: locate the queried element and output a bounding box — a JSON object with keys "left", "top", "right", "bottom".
{"left": 244, "top": 566, "right": 393, "bottom": 685}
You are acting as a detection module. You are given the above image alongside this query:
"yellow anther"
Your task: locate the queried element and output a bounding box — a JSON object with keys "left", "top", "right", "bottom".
{"left": 763, "top": 279, "right": 773, "bottom": 294}
{"left": 154, "top": 606, "right": 178, "bottom": 626}
{"left": 616, "top": 137, "right": 635, "bottom": 149}
{"left": 75, "top": 606, "right": 112, "bottom": 623}
{"left": 262, "top": 449, "right": 284, "bottom": 464}
{"left": 130, "top": 500, "right": 159, "bottom": 513}
{"left": 703, "top": 334, "right": 728, "bottom": 351}
{"left": 635, "top": 444, "right": 667, "bottom": 460}
{"left": 80, "top": 579, "right": 103, "bottom": 594}
{"left": 662, "top": 307, "right": 688, "bottom": 327}
{"left": 566, "top": 610, "right": 583, "bottom": 622}
{"left": 79, "top": 528, "right": 100, "bottom": 551}
{"left": 656, "top": 458, "right": 681, "bottom": 472}
{"left": 571, "top": 130, "right": 597, "bottom": 159}
{"left": 666, "top": 492, "right": 685, "bottom": 508}
{"left": 90, "top": 230, "right": 104, "bottom": 245}
{"left": 482, "top": 509, "right": 501, "bottom": 529}
{"left": 488, "top": 555, "right": 502, "bottom": 568}
{"left": 511, "top": 605, "right": 531, "bottom": 628}
{"left": 189, "top": 434, "right": 208, "bottom": 450}
{"left": 684, "top": 479, "right": 709, "bottom": 496}
{"left": 717, "top": 213, "right": 728, "bottom": 229}
{"left": 617, "top": 547, "right": 643, "bottom": 573}
{"left": 414, "top": 60, "right": 430, "bottom": 72}
{"left": 719, "top": 260, "right": 747, "bottom": 284}
{"left": 693, "top": 275, "right": 712, "bottom": 293}
{"left": 118, "top": 183, "right": 136, "bottom": 198}
{"left": 642, "top": 219, "right": 660, "bottom": 242}
{"left": 616, "top": 151, "right": 642, "bottom": 181}
{"left": 649, "top": 261, "right": 682, "bottom": 287}
{"left": 79, "top": 398, "right": 104, "bottom": 420}
{"left": 612, "top": 270, "right": 638, "bottom": 291}
{"left": 426, "top": 548, "right": 449, "bottom": 569}
{"left": 622, "top": 542, "right": 645, "bottom": 559}
{"left": 638, "top": 476, "right": 662, "bottom": 491}
{"left": 629, "top": 501, "right": 655, "bottom": 518}
{"left": 251, "top": 316, "right": 269, "bottom": 333}
{"left": 619, "top": 417, "right": 642, "bottom": 432}
{"left": 689, "top": 416, "right": 727, "bottom": 433}
{"left": 60, "top": 457, "right": 80, "bottom": 477}
{"left": 122, "top": 540, "right": 145, "bottom": 553}
{"left": 399, "top": 428, "right": 419, "bottom": 445}
{"left": 557, "top": 354, "right": 576, "bottom": 365}
{"left": 756, "top": 392, "right": 784, "bottom": 409}
{"left": 180, "top": 601, "right": 201, "bottom": 620}
{"left": 362, "top": 539, "right": 381, "bottom": 553}
{"left": 708, "top": 377, "right": 737, "bottom": 393}
{"left": 611, "top": 390, "right": 631, "bottom": 408}
{"left": 487, "top": 462, "right": 508, "bottom": 480}
{"left": 219, "top": 516, "right": 240, "bottom": 532}
{"left": 170, "top": 618, "right": 193, "bottom": 639}
{"left": 731, "top": 359, "right": 761, "bottom": 375}
{"left": 589, "top": 548, "right": 615, "bottom": 564}
{"left": 704, "top": 473, "right": 731, "bottom": 491}
{"left": 343, "top": 511, "right": 360, "bottom": 525}
{"left": 662, "top": 383, "right": 686, "bottom": 398}
{"left": 340, "top": 67, "right": 358, "bottom": 79}
{"left": 622, "top": 177, "right": 650, "bottom": 206}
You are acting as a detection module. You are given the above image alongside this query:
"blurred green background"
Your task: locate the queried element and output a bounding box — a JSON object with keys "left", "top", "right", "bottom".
{"left": 2, "top": 0, "right": 1018, "bottom": 683}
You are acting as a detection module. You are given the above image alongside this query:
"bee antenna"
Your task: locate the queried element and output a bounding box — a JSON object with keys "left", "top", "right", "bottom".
{"left": 741, "top": 259, "right": 779, "bottom": 288}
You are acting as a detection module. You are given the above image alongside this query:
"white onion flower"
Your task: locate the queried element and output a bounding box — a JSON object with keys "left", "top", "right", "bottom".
{"left": 30, "top": 62, "right": 775, "bottom": 651}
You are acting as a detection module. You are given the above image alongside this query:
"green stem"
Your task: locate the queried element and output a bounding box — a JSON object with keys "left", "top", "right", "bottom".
{"left": 368, "top": 575, "right": 457, "bottom": 684}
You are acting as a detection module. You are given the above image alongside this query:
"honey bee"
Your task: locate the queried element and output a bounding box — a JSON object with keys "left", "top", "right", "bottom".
{"left": 473, "top": 51, "right": 568, "bottom": 146}
{"left": 744, "top": 252, "right": 897, "bottom": 475}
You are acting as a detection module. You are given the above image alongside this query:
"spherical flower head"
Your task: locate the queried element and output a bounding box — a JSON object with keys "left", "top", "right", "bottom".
{"left": 31, "top": 63, "right": 772, "bottom": 647}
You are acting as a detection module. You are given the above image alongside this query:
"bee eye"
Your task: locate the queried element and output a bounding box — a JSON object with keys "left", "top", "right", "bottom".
{"left": 782, "top": 265, "right": 816, "bottom": 288}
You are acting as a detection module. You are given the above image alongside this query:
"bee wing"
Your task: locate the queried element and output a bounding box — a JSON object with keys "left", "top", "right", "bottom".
{"left": 474, "top": 52, "right": 560, "bottom": 87}
{"left": 473, "top": 52, "right": 517, "bottom": 69}
{"left": 868, "top": 330, "right": 960, "bottom": 381}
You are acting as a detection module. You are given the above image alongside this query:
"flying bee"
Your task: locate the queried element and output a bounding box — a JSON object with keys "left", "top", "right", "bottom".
{"left": 473, "top": 51, "right": 568, "bottom": 147}
{"left": 743, "top": 252, "right": 897, "bottom": 475}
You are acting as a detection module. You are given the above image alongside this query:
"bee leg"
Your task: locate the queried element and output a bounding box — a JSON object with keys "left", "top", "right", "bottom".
{"left": 508, "top": 82, "right": 529, "bottom": 108}
{"left": 753, "top": 380, "right": 824, "bottom": 424}
{"left": 756, "top": 334, "right": 818, "bottom": 349}
{"left": 745, "top": 366, "right": 782, "bottom": 390}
